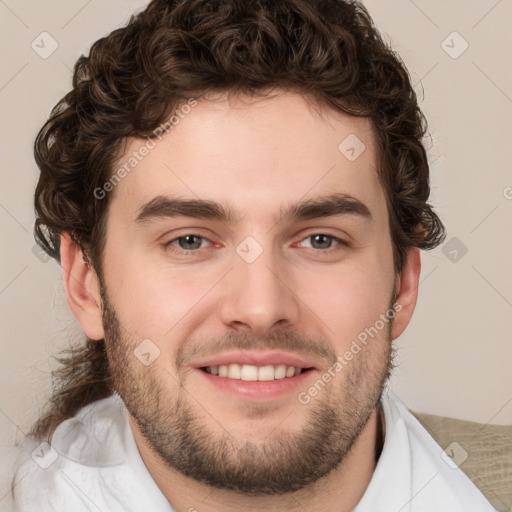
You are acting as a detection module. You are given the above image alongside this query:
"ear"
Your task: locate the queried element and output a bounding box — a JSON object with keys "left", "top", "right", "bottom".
{"left": 391, "top": 247, "right": 421, "bottom": 340}
{"left": 60, "top": 233, "right": 105, "bottom": 340}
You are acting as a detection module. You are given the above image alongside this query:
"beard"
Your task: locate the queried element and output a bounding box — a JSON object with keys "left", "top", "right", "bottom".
{"left": 101, "top": 286, "right": 395, "bottom": 496}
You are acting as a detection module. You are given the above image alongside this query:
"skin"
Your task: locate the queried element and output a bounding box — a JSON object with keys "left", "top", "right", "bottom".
{"left": 61, "top": 90, "right": 421, "bottom": 512}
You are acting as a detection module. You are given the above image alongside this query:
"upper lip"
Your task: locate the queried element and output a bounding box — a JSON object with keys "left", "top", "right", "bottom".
{"left": 192, "top": 350, "right": 318, "bottom": 370}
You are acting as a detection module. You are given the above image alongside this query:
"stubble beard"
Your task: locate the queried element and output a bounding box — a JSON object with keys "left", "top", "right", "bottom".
{"left": 101, "top": 290, "right": 394, "bottom": 495}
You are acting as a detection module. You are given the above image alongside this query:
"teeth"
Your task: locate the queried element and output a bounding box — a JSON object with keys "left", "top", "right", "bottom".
{"left": 206, "top": 363, "right": 303, "bottom": 381}
{"left": 258, "top": 365, "right": 275, "bottom": 381}
{"left": 240, "top": 365, "right": 258, "bottom": 381}
{"left": 274, "top": 364, "right": 287, "bottom": 379}
{"left": 227, "top": 363, "right": 241, "bottom": 379}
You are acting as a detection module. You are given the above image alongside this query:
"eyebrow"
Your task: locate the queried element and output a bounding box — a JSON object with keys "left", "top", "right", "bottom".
{"left": 134, "top": 193, "right": 372, "bottom": 225}
{"left": 278, "top": 193, "right": 372, "bottom": 224}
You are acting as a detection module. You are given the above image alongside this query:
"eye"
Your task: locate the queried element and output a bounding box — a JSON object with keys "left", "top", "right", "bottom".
{"left": 166, "top": 234, "right": 211, "bottom": 252}
{"left": 297, "top": 234, "right": 346, "bottom": 252}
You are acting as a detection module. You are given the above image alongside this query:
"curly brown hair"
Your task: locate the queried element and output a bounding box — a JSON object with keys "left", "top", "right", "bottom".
{"left": 31, "top": 0, "right": 445, "bottom": 439}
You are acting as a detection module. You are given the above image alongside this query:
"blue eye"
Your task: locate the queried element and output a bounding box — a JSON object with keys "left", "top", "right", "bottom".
{"left": 166, "top": 235, "right": 210, "bottom": 252}
{"left": 163, "top": 233, "right": 347, "bottom": 258}
{"left": 298, "top": 234, "right": 344, "bottom": 251}
{"left": 309, "top": 234, "right": 335, "bottom": 249}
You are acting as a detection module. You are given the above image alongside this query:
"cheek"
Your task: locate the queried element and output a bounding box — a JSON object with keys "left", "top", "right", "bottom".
{"left": 103, "top": 251, "right": 224, "bottom": 338}
{"left": 296, "top": 259, "right": 394, "bottom": 347}
{"left": 102, "top": 224, "right": 395, "bottom": 347}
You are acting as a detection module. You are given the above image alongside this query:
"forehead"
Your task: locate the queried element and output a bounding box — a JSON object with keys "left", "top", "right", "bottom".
{"left": 108, "top": 90, "right": 385, "bottom": 224}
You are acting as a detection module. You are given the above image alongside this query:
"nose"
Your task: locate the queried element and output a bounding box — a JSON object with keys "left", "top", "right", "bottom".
{"left": 219, "top": 247, "right": 301, "bottom": 338}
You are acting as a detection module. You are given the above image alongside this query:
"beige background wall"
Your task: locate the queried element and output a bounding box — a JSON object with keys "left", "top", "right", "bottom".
{"left": 1, "top": 0, "right": 511, "bottom": 501}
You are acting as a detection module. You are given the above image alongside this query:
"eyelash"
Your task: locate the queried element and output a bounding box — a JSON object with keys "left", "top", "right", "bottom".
{"left": 296, "top": 234, "right": 347, "bottom": 254}
{"left": 163, "top": 233, "right": 347, "bottom": 256}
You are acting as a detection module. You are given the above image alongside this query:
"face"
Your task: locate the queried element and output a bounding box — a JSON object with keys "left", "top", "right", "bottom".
{"left": 98, "top": 91, "right": 400, "bottom": 494}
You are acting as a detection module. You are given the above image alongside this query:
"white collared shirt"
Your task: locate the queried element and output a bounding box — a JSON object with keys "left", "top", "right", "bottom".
{"left": 354, "top": 390, "right": 497, "bottom": 511}
{"left": 8, "top": 390, "right": 497, "bottom": 511}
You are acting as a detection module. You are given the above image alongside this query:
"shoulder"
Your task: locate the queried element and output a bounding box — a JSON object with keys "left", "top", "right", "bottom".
{"left": 9, "top": 394, "right": 128, "bottom": 512}
{"left": 379, "top": 390, "right": 498, "bottom": 511}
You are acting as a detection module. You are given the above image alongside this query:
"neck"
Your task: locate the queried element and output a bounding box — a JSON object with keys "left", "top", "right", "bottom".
{"left": 129, "top": 404, "right": 384, "bottom": 512}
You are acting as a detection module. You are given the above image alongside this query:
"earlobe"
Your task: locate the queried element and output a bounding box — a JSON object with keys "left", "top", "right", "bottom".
{"left": 391, "top": 247, "right": 421, "bottom": 340}
{"left": 60, "top": 233, "right": 105, "bottom": 340}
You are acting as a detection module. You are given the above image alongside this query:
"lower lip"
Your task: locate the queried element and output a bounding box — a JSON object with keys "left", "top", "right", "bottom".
{"left": 196, "top": 368, "right": 317, "bottom": 399}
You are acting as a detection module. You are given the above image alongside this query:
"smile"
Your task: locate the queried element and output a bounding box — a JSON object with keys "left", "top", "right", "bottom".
{"left": 202, "top": 364, "right": 306, "bottom": 381}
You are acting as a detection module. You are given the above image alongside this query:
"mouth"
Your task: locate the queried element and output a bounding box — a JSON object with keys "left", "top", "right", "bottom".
{"left": 201, "top": 363, "right": 310, "bottom": 381}
{"left": 192, "top": 351, "right": 319, "bottom": 399}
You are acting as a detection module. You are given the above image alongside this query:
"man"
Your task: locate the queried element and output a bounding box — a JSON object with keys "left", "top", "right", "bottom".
{"left": 9, "top": 0, "right": 497, "bottom": 510}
